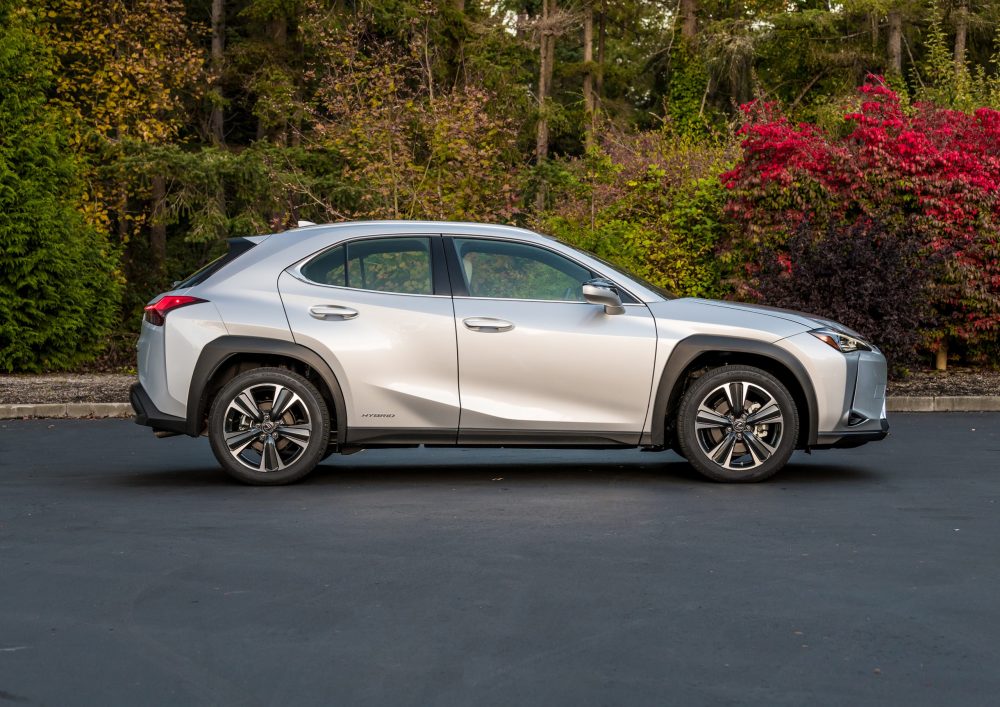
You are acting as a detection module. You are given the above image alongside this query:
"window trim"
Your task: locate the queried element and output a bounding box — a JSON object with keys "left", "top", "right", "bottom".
{"left": 289, "top": 234, "right": 450, "bottom": 298}
{"left": 442, "top": 235, "right": 643, "bottom": 305}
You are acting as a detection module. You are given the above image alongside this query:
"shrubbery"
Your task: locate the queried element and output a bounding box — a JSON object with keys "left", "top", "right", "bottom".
{"left": 721, "top": 78, "right": 1000, "bottom": 365}
{"left": 0, "top": 2, "right": 120, "bottom": 372}
{"left": 537, "top": 131, "right": 731, "bottom": 298}
{"left": 755, "top": 219, "right": 940, "bottom": 374}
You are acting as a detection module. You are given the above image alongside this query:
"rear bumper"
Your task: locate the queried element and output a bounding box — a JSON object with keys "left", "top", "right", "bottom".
{"left": 130, "top": 383, "right": 188, "bottom": 435}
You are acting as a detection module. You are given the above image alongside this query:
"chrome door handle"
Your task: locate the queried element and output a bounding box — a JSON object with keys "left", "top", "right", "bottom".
{"left": 463, "top": 317, "right": 514, "bottom": 333}
{"left": 309, "top": 305, "right": 359, "bottom": 320}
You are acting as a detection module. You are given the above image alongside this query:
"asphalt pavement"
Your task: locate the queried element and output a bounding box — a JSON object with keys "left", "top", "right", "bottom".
{"left": 1, "top": 413, "right": 998, "bottom": 706}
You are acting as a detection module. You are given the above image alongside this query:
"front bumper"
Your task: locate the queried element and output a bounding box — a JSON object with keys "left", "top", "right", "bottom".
{"left": 812, "top": 349, "right": 889, "bottom": 450}
{"left": 813, "top": 417, "right": 889, "bottom": 449}
{"left": 130, "top": 383, "right": 187, "bottom": 435}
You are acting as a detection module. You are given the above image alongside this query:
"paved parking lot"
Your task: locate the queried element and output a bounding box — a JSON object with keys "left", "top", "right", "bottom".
{"left": 1, "top": 413, "right": 998, "bottom": 706}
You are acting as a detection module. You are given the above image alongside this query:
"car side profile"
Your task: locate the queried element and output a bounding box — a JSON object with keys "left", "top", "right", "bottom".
{"left": 131, "top": 221, "right": 888, "bottom": 485}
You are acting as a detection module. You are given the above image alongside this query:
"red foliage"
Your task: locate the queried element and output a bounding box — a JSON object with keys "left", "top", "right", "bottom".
{"left": 722, "top": 76, "right": 1000, "bottom": 347}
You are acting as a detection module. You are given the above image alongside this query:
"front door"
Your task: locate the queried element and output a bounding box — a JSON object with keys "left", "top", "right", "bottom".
{"left": 279, "top": 235, "right": 459, "bottom": 444}
{"left": 446, "top": 237, "right": 657, "bottom": 445}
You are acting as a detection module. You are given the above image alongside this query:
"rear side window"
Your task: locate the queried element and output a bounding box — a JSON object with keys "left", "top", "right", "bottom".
{"left": 176, "top": 237, "right": 258, "bottom": 289}
{"left": 300, "top": 237, "right": 433, "bottom": 295}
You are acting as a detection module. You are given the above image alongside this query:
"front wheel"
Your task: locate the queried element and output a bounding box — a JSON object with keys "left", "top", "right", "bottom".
{"left": 208, "top": 367, "right": 331, "bottom": 485}
{"left": 676, "top": 365, "right": 799, "bottom": 483}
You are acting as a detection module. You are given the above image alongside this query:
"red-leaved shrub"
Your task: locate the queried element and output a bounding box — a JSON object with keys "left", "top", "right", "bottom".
{"left": 722, "top": 77, "right": 1000, "bottom": 360}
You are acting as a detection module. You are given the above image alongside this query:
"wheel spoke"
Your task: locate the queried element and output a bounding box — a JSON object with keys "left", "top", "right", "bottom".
{"left": 225, "top": 428, "right": 259, "bottom": 454}
{"left": 271, "top": 385, "right": 300, "bottom": 419}
{"left": 728, "top": 382, "right": 744, "bottom": 416}
{"left": 259, "top": 437, "right": 284, "bottom": 472}
{"left": 278, "top": 423, "right": 311, "bottom": 448}
{"left": 696, "top": 405, "right": 731, "bottom": 430}
{"left": 743, "top": 430, "right": 775, "bottom": 465}
{"left": 747, "top": 401, "right": 782, "bottom": 426}
{"left": 708, "top": 433, "right": 737, "bottom": 466}
{"left": 231, "top": 391, "right": 262, "bottom": 422}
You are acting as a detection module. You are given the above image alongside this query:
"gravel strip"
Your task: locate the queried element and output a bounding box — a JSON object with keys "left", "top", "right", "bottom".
{"left": 889, "top": 366, "right": 1000, "bottom": 397}
{"left": 0, "top": 374, "right": 136, "bottom": 405}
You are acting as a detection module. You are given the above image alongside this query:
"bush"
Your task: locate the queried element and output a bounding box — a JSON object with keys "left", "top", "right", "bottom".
{"left": 537, "top": 130, "right": 732, "bottom": 298}
{"left": 0, "top": 2, "right": 121, "bottom": 372}
{"left": 754, "top": 218, "right": 940, "bottom": 376}
{"left": 722, "top": 77, "right": 1000, "bottom": 361}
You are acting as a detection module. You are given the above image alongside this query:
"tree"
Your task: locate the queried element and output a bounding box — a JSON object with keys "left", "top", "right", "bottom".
{"left": 303, "top": 16, "right": 520, "bottom": 222}
{"left": 45, "top": 0, "right": 205, "bottom": 276}
{"left": 210, "top": 0, "right": 226, "bottom": 145}
{"left": 0, "top": 1, "right": 121, "bottom": 372}
{"left": 680, "top": 0, "right": 698, "bottom": 40}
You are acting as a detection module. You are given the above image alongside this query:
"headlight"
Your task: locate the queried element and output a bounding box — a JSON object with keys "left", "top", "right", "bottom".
{"left": 809, "top": 328, "right": 873, "bottom": 353}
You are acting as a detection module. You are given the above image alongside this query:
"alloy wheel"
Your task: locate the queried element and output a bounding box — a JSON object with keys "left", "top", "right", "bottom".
{"left": 223, "top": 383, "right": 313, "bottom": 473}
{"left": 694, "top": 381, "right": 785, "bottom": 471}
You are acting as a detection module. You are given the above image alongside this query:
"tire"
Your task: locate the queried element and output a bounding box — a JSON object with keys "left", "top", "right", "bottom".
{"left": 208, "top": 367, "right": 331, "bottom": 485}
{"left": 676, "top": 365, "right": 798, "bottom": 483}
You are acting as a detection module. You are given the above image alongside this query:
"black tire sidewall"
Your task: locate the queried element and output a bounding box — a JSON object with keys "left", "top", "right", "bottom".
{"left": 677, "top": 365, "right": 798, "bottom": 483}
{"left": 208, "top": 367, "right": 331, "bottom": 485}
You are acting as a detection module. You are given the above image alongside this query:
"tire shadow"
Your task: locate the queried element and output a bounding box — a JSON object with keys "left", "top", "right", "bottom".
{"left": 104, "top": 450, "right": 878, "bottom": 488}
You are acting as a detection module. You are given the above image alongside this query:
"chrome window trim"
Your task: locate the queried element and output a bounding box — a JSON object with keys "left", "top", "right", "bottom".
{"left": 289, "top": 231, "right": 652, "bottom": 303}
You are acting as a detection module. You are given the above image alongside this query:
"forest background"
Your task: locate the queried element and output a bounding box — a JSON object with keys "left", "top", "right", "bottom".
{"left": 1, "top": 0, "right": 999, "bottom": 376}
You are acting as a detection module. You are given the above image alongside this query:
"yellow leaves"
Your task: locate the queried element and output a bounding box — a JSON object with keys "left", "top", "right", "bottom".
{"left": 48, "top": 0, "right": 206, "bottom": 147}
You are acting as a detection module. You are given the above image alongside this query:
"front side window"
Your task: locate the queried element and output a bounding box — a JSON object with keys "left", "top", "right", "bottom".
{"left": 300, "top": 237, "right": 433, "bottom": 295}
{"left": 451, "top": 238, "right": 593, "bottom": 301}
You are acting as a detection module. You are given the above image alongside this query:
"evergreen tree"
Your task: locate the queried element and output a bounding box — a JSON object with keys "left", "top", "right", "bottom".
{"left": 0, "top": 1, "right": 121, "bottom": 372}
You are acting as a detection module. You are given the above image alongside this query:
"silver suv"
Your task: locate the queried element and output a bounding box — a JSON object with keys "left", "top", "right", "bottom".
{"left": 131, "top": 221, "right": 888, "bottom": 485}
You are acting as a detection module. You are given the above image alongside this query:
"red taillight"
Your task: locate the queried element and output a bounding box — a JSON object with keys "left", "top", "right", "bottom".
{"left": 143, "top": 295, "right": 207, "bottom": 326}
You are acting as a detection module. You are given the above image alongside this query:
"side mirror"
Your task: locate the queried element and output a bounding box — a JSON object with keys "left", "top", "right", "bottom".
{"left": 582, "top": 278, "right": 625, "bottom": 315}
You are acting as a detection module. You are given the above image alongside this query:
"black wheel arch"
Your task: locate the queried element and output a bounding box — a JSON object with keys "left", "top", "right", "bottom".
{"left": 186, "top": 336, "right": 348, "bottom": 445}
{"left": 651, "top": 335, "right": 819, "bottom": 449}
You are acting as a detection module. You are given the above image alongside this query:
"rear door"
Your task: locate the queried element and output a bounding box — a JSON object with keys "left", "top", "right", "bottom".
{"left": 446, "top": 236, "right": 657, "bottom": 445}
{"left": 278, "top": 235, "right": 459, "bottom": 444}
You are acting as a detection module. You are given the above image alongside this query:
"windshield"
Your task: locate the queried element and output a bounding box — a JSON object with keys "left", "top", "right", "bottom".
{"left": 553, "top": 238, "right": 677, "bottom": 300}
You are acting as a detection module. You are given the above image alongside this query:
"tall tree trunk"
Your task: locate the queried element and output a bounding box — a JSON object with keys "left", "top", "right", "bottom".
{"left": 680, "top": 0, "right": 697, "bottom": 41}
{"left": 954, "top": 0, "right": 968, "bottom": 72}
{"left": 534, "top": 0, "right": 556, "bottom": 210}
{"left": 596, "top": 2, "right": 605, "bottom": 102}
{"left": 210, "top": 0, "right": 225, "bottom": 145}
{"left": 535, "top": 0, "right": 554, "bottom": 164}
{"left": 150, "top": 175, "right": 167, "bottom": 276}
{"left": 258, "top": 15, "right": 288, "bottom": 143}
{"left": 887, "top": 10, "right": 902, "bottom": 76}
{"left": 452, "top": 0, "right": 466, "bottom": 84}
{"left": 583, "top": 1, "right": 595, "bottom": 149}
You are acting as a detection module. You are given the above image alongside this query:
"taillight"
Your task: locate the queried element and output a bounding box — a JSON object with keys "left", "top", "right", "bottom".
{"left": 143, "top": 295, "right": 207, "bottom": 326}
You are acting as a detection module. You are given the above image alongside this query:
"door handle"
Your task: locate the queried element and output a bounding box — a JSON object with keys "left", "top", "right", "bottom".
{"left": 463, "top": 317, "right": 514, "bottom": 333}
{"left": 309, "top": 305, "right": 359, "bottom": 320}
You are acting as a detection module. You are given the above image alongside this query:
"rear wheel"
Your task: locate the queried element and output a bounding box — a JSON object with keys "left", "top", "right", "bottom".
{"left": 676, "top": 365, "right": 798, "bottom": 483}
{"left": 208, "top": 367, "right": 330, "bottom": 485}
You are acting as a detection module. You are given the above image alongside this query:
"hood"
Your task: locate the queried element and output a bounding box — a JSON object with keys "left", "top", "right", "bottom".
{"left": 691, "top": 299, "right": 864, "bottom": 338}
